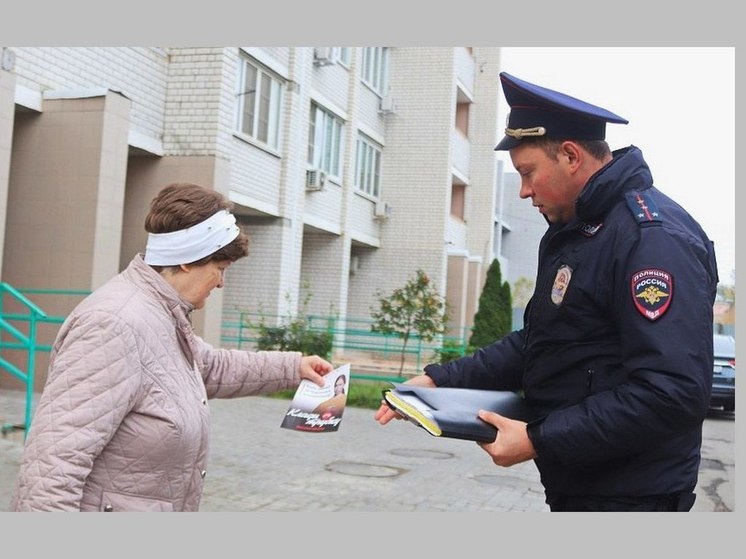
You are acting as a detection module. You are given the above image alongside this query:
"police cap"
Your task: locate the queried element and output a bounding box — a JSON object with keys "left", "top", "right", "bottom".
{"left": 494, "top": 72, "right": 629, "bottom": 151}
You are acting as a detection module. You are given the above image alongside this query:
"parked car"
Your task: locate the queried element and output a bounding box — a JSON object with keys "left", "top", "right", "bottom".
{"left": 710, "top": 334, "right": 736, "bottom": 412}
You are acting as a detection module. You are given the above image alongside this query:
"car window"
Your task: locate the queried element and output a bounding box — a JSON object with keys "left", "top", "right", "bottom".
{"left": 714, "top": 335, "right": 736, "bottom": 359}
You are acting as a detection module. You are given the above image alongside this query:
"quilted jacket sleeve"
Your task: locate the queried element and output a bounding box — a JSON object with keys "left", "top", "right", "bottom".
{"left": 193, "top": 336, "right": 302, "bottom": 399}
{"left": 12, "top": 311, "right": 143, "bottom": 511}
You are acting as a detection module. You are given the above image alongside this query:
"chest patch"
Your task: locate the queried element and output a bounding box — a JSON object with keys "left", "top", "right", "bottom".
{"left": 631, "top": 268, "right": 673, "bottom": 321}
{"left": 551, "top": 265, "right": 573, "bottom": 306}
{"left": 577, "top": 221, "right": 603, "bottom": 237}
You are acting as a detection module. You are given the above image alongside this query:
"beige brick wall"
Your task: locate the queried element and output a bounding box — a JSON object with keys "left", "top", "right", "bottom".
{"left": 1, "top": 46, "right": 506, "bottom": 371}
{"left": 11, "top": 47, "right": 167, "bottom": 146}
{"left": 163, "top": 47, "right": 226, "bottom": 156}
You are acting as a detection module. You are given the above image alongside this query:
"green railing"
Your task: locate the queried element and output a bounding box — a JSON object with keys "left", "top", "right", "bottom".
{"left": 1, "top": 288, "right": 470, "bottom": 434}
{"left": 0, "top": 284, "right": 48, "bottom": 437}
{"left": 222, "top": 311, "right": 470, "bottom": 380}
{"left": 0, "top": 286, "right": 89, "bottom": 437}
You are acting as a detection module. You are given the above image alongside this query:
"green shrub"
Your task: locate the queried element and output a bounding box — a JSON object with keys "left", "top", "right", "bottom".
{"left": 469, "top": 259, "right": 512, "bottom": 348}
{"left": 249, "top": 282, "right": 334, "bottom": 359}
{"left": 434, "top": 338, "right": 467, "bottom": 364}
{"left": 255, "top": 319, "right": 333, "bottom": 359}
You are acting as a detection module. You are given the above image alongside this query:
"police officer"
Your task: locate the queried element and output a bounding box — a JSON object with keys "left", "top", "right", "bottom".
{"left": 374, "top": 72, "right": 719, "bottom": 512}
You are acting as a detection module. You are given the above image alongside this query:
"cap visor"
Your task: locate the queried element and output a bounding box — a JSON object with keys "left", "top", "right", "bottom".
{"left": 494, "top": 136, "right": 520, "bottom": 151}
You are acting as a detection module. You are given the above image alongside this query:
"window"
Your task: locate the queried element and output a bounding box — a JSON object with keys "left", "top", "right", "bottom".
{"left": 451, "top": 183, "right": 466, "bottom": 220}
{"left": 313, "top": 47, "right": 350, "bottom": 67}
{"left": 455, "top": 85, "right": 471, "bottom": 137}
{"left": 355, "top": 134, "right": 382, "bottom": 198}
{"left": 361, "top": 47, "right": 389, "bottom": 95}
{"left": 455, "top": 101, "right": 470, "bottom": 136}
{"left": 235, "top": 56, "right": 283, "bottom": 150}
{"left": 338, "top": 48, "right": 351, "bottom": 66}
{"left": 308, "top": 103, "right": 344, "bottom": 179}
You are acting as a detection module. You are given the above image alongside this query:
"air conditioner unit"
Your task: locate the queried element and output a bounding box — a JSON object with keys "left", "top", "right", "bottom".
{"left": 306, "top": 169, "right": 327, "bottom": 191}
{"left": 1, "top": 47, "right": 16, "bottom": 71}
{"left": 379, "top": 94, "right": 397, "bottom": 115}
{"left": 374, "top": 201, "right": 392, "bottom": 219}
{"left": 313, "top": 47, "right": 337, "bottom": 67}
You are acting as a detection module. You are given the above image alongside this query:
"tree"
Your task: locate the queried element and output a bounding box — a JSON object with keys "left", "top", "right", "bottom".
{"left": 469, "top": 259, "right": 512, "bottom": 350}
{"left": 714, "top": 282, "right": 736, "bottom": 335}
{"left": 511, "top": 276, "right": 535, "bottom": 309}
{"left": 370, "top": 269, "right": 448, "bottom": 376}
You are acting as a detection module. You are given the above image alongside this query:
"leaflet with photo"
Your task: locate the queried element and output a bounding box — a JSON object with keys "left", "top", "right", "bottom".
{"left": 280, "top": 363, "right": 351, "bottom": 433}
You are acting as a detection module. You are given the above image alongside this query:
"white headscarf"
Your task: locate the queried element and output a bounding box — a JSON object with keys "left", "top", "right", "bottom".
{"left": 144, "top": 210, "right": 240, "bottom": 266}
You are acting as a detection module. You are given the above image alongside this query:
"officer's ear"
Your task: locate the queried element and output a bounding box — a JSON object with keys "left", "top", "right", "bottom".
{"left": 558, "top": 141, "right": 582, "bottom": 171}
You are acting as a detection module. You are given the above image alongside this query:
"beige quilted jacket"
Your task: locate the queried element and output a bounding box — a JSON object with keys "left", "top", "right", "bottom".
{"left": 11, "top": 254, "right": 301, "bottom": 511}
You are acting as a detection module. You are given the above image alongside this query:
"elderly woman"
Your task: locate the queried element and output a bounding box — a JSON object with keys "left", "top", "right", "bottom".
{"left": 11, "top": 182, "right": 333, "bottom": 511}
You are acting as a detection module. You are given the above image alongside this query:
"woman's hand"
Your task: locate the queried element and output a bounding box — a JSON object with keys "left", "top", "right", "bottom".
{"left": 299, "top": 355, "right": 334, "bottom": 386}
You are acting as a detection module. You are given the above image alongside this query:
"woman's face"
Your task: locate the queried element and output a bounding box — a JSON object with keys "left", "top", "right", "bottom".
{"left": 334, "top": 377, "right": 345, "bottom": 395}
{"left": 170, "top": 260, "right": 230, "bottom": 310}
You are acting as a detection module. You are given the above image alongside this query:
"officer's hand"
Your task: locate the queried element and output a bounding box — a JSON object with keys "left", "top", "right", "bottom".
{"left": 373, "top": 401, "right": 404, "bottom": 424}
{"left": 476, "top": 410, "right": 537, "bottom": 467}
{"left": 373, "top": 374, "right": 437, "bottom": 425}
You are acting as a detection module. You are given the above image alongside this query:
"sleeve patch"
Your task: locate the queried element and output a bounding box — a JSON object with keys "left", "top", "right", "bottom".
{"left": 631, "top": 268, "right": 673, "bottom": 321}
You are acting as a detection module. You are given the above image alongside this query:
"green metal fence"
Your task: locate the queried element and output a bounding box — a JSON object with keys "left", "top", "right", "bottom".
{"left": 0, "top": 286, "right": 90, "bottom": 437}
{"left": 1, "top": 287, "right": 470, "bottom": 436}
{"left": 222, "top": 311, "right": 470, "bottom": 376}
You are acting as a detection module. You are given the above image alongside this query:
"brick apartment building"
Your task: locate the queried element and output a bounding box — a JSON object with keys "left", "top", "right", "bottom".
{"left": 1, "top": 46, "right": 527, "bottom": 389}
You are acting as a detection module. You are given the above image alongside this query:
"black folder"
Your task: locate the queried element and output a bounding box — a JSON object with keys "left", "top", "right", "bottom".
{"left": 382, "top": 383, "right": 534, "bottom": 443}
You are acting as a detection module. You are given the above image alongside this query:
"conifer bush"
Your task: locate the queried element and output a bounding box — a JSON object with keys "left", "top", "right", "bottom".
{"left": 469, "top": 259, "right": 512, "bottom": 350}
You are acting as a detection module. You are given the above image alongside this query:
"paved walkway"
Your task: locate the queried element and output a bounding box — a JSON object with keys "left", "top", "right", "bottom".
{"left": 0, "top": 388, "right": 735, "bottom": 512}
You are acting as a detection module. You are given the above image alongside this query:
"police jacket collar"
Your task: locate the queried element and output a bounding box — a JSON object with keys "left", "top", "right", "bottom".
{"left": 575, "top": 145, "right": 653, "bottom": 223}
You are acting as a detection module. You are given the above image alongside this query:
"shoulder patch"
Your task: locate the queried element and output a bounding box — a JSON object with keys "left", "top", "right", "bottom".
{"left": 625, "top": 190, "right": 662, "bottom": 227}
{"left": 631, "top": 268, "right": 673, "bottom": 321}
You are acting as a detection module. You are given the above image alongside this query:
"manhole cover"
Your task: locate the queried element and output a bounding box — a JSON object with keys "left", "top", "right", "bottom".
{"left": 389, "top": 448, "right": 454, "bottom": 459}
{"left": 325, "top": 460, "right": 406, "bottom": 478}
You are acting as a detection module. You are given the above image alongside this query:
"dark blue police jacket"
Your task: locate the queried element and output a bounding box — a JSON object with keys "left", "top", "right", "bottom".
{"left": 425, "top": 146, "right": 719, "bottom": 500}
